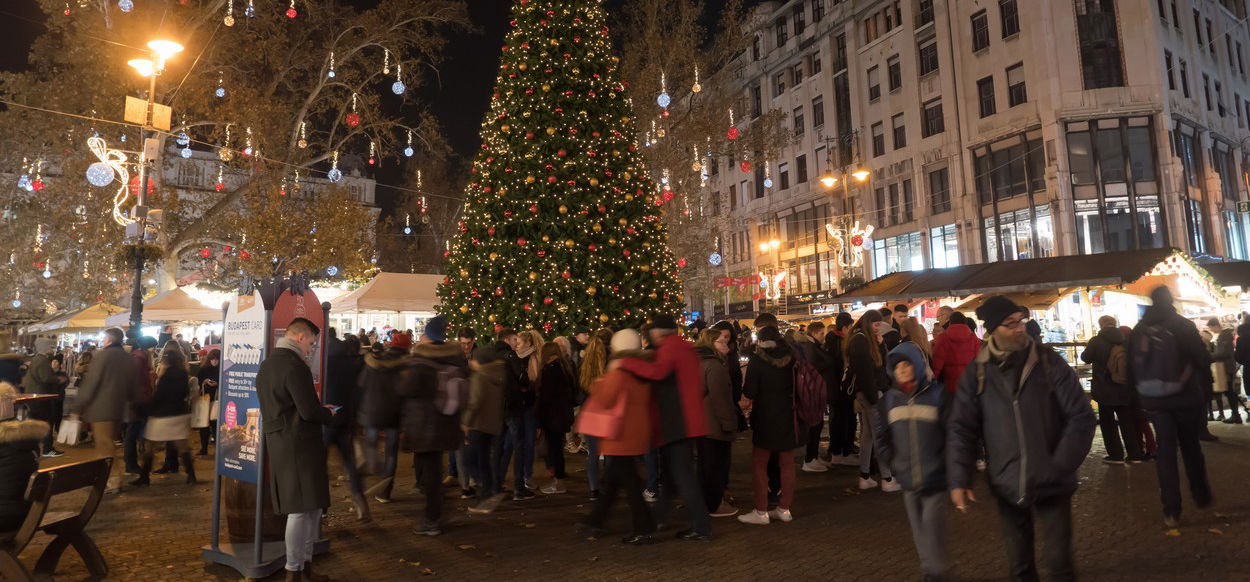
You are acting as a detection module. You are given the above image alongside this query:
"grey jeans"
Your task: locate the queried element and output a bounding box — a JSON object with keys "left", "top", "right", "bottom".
{"left": 284, "top": 509, "right": 321, "bottom": 571}
{"left": 856, "top": 394, "right": 892, "bottom": 479}
{"left": 903, "top": 489, "right": 949, "bottom": 577}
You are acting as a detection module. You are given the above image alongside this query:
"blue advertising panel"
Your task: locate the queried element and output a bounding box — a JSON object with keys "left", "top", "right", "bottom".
{"left": 217, "top": 293, "right": 266, "bottom": 483}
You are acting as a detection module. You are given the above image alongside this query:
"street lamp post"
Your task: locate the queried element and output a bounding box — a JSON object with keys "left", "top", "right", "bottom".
{"left": 757, "top": 238, "right": 781, "bottom": 311}
{"left": 820, "top": 167, "right": 870, "bottom": 293}
{"left": 125, "top": 40, "right": 183, "bottom": 337}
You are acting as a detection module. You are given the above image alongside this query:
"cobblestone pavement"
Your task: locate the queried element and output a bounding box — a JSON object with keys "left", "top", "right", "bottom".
{"left": 20, "top": 421, "right": 1250, "bottom": 581}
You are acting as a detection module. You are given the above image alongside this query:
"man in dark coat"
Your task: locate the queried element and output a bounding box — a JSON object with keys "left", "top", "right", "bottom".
{"left": 1081, "top": 315, "right": 1144, "bottom": 463}
{"left": 824, "top": 312, "right": 857, "bottom": 464}
{"left": 256, "top": 318, "right": 334, "bottom": 582}
{"left": 613, "top": 314, "right": 711, "bottom": 540}
{"left": 489, "top": 328, "right": 536, "bottom": 500}
{"left": 22, "top": 338, "right": 64, "bottom": 457}
{"left": 72, "top": 327, "right": 136, "bottom": 493}
{"left": 1132, "top": 286, "right": 1214, "bottom": 528}
{"left": 398, "top": 316, "right": 467, "bottom": 536}
{"left": 949, "top": 296, "right": 1095, "bottom": 582}
{"left": 323, "top": 330, "right": 368, "bottom": 521}
{"left": 794, "top": 322, "right": 835, "bottom": 472}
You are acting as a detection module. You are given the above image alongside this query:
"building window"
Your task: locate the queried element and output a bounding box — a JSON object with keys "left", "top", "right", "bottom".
{"left": 1164, "top": 50, "right": 1175, "bottom": 90}
{"left": 1067, "top": 118, "right": 1164, "bottom": 253}
{"left": 902, "top": 179, "right": 915, "bottom": 222}
{"left": 972, "top": 10, "right": 990, "bottom": 52}
{"left": 977, "top": 76, "right": 996, "bottom": 117}
{"left": 918, "top": 0, "right": 934, "bottom": 27}
{"left": 751, "top": 85, "right": 763, "bottom": 118}
{"left": 1157, "top": 0, "right": 1167, "bottom": 23}
{"left": 754, "top": 166, "right": 766, "bottom": 198}
{"left": 892, "top": 113, "right": 907, "bottom": 149}
{"left": 812, "top": 97, "right": 825, "bottom": 128}
{"left": 875, "top": 187, "right": 887, "bottom": 225}
{"left": 1006, "top": 63, "right": 1027, "bottom": 106}
{"left": 1076, "top": 0, "right": 1125, "bottom": 89}
{"left": 1172, "top": 0, "right": 1180, "bottom": 29}
{"left": 1193, "top": 10, "right": 1202, "bottom": 47}
{"left": 1204, "top": 73, "right": 1212, "bottom": 110}
{"left": 1179, "top": 59, "right": 1190, "bottom": 97}
{"left": 834, "top": 34, "right": 847, "bottom": 71}
{"left": 1075, "top": 197, "right": 1165, "bottom": 255}
{"left": 973, "top": 132, "right": 1045, "bottom": 205}
{"left": 888, "top": 183, "right": 900, "bottom": 225}
{"left": 792, "top": 63, "right": 805, "bottom": 86}
{"left": 1239, "top": 41, "right": 1246, "bottom": 76}
{"left": 794, "top": 4, "right": 806, "bottom": 35}
{"left": 813, "top": 0, "right": 825, "bottom": 22}
{"left": 809, "top": 52, "right": 823, "bottom": 75}
{"left": 929, "top": 167, "right": 951, "bottom": 214}
{"left": 793, "top": 106, "right": 805, "bottom": 136}
{"left": 930, "top": 224, "right": 960, "bottom": 268}
{"left": 873, "top": 232, "right": 925, "bottom": 274}
{"left": 922, "top": 99, "right": 944, "bottom": 137}
{"left": 774, "top": 72, "right": 787, "bottom": 97}
{"left": 1238, "top": 94, "right": 1244, "bottom": 128}
{"left": 887, "top": 55, "right": 902, "bottom": 91}
{"left": 776, "top": 16, "right": 789, "bottom": 47}
{"left": 752, "top": 36, "right": 761, "bottom": 61}
{"left": 729, "top": 184, "right": 737, "bottom": 210}
{"left": 1216, "top": 81, "right": 1226, "bottom": 117}
{"left": 919, "top": 40, "right": 939, "bottom": 75}
{"left": 865, "top": 13, "right": 880, "bottom": 44}
{"left": 779, "top": 162, "right": 791, "bottom": 190}
{"left": 1206, "top": 18, "right": 1215, "bottom": 55}
{"left": 796, "top": 154, "right": 809, "bottom": 183}
{"left": 1000, "top": 0, "right": 1020, "bottom": 37}
{"left": 984, "top": 205, "right": 1055, "bottom": 262}
{"left": 868, "top": 66, "right": 881, "bottom": 101}
{"left": 872, "top": 122, "right": 885, "bottom": 157}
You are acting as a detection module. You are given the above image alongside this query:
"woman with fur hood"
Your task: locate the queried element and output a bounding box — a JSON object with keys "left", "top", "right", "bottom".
{"left": 0, "top": 382, "right": 50, "bottom": 532}
{"left": 738, "top": 326, "right": 806, "bottom": 525}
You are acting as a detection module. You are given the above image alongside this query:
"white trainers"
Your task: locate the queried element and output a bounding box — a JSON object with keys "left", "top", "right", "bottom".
{"left": 976, "top": 459, "right": 988, "bottom": 472}
{"left": 801, "top": 460, "right": 829, "bottom": 473}
{"left": 880, "top": 478, "right": 902, "bottom": 493}
{"left": 737, "top": 510, "right": 770, "bottom": 525}
{"left": 767, "top": 508, "right": 793, "bottom": 522}
{"left": 539, "top": 481, "right": 567, "bottom": 495}
{"left": 858, "top": 477, "right": 879, "bottom": 490}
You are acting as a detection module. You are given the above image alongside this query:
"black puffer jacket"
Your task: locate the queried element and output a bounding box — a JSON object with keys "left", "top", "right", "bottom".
{"left": 743, "top": 343, "right": 806, "bottom": 451}
{"left": 0, "top": 418, "right": 49, "bottom": 531}
{"left": 397, "top": 342, "right": 467, "bottom": 453}
{"left": 1080, "top": 327, "right": 1133, "bottom": 407}
{"left": 1131, "top": 302, "right": 1211, "bottom": 411}
{"left": 537, "top": 360, "right": 576, "bottom": 434}
{"left": 948, "top": 340, "right": 1096, "bottom": 507}
{"left": 356, "top": 348, "right": 407, "bottom": 429}
{"left": 845, "top": 331, "right": 889, "bottom": 404}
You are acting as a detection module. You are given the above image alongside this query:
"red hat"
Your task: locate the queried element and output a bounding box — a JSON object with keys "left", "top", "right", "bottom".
{"left": 389, "top": 332, "right": 412, "bottom": 351}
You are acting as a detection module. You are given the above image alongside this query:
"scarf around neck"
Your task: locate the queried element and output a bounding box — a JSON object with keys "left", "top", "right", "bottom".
{"left": 276, "top": 337, "right": 306, "bottom": 359}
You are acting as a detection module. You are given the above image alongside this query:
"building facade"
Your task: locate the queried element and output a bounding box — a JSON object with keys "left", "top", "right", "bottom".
{"left": 696, "top": 0, "right": 1250, "bottom": 319}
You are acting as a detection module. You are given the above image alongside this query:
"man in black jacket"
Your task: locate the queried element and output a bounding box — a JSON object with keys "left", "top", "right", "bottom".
{"left": 824, "top": 312, "right": 857, "bottom": 465}
{"left": 1132, "top": 286, "right": 1214, "bottom": 528}
{"left": 794, "top": 322, "right": 836, "bottom": 472}
{"left": 489, "top": 329, "right": 536, "bottom": 500}
{"left": 1081, "top": 315, "right": 1144, "bottom": 464}
{"left": 949, "top": 296, "right": 1095, "bottom": 582}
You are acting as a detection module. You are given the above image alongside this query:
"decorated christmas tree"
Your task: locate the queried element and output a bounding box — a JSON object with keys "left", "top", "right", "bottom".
{"left": 439, "top": 0, "right": 684, "bottom": 336}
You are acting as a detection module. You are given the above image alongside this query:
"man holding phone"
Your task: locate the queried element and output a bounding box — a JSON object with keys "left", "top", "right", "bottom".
{"left": 257, "top": 318, "right": 336, "bottom": 582}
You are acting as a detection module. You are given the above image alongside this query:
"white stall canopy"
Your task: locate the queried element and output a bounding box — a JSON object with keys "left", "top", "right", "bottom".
{"left": 105, "top": 287, "right": 223, "bottom": 326}
{"left": 330, "top": 273, "right": 443, "bottom": 313}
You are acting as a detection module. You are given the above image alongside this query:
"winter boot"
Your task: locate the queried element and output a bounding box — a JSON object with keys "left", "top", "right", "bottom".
{"left": 129, "top": 453, "right": 153, "bottom": 487}
{"left": 181, "top": 452, "right": 197, "bottom": 485}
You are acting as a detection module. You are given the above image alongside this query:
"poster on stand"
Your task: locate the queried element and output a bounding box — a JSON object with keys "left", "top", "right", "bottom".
{"left": 271, "top": 289, "right": 325, "bottom": 396}
{"left": 217, "top": 292, "right": 266, "bottom": 483}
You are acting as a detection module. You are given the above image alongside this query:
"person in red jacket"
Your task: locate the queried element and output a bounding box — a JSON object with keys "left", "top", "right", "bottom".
{"left": 612, "top": 314, "right": 711, "bottom": 540}
{"left": 931, "top": 312, "right": 981, "bottom": 393}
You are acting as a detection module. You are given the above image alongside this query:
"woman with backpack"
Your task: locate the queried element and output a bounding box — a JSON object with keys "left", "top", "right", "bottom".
{"left": 844, "top": 310, "right": 900, "bottom": 492}
{"left": 738, "top": 326, "right": 805, "bottom": 525}
{"left": 1081, "top": 315, "right": 1144, "bottom": 464}
{"left": 536, "top": 341, "right": 576, "bottom": 495}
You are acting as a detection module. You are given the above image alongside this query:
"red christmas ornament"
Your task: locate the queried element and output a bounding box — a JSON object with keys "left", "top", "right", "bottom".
{"left": 487, "top": 227, "right": 496, "bottom": 236}
{"left": 199, "top": 247, "right": 212, "bottom": 258}
{"left": 504, "top": 211, "right": 513, "bottom": 218}
{"left": 740, "top": 161, "right": 752, "bottom": 173}
{"left": 851, "top": 234, "right": 865, "bottom": 247}
{"left": 543, "top": 296, "right": 554, "bottom": 305}
{"left": 529, "top": 204, "right": 539, "bottom": 214}
{"left": 588, "top": 244, "right": 597, "bottom": 252}
{"left": 368, "top": 157, "right": 376, "bottom": 165}
{"left": 727, "top": 127, "right": 740, "bottom": 140}
{"left": 547, "top": 176, "right": 557, "bottom": 183}
{"left": 561, "top": 270, "right": 571, "bottom": 279}
{"left": 677, "top": 258, "right": 688, "bottom": 268}
{"left": 662, "top": 190, "right": 675, "bottom": 202}
{"left": 623, "top": 249, "right": 631, "bottom": 257}
{"left": 557, "top": 149, "right": 568, "bottom": 157}
{"left": 537, "top": 250, "right": 546, "bottom": 257}
{"left": 494, "top": 323, "right": 505, "bottom": 334}
{"left": 345, "top": 112, "right": 361, "bottom": 127}
{"left": 626, "top": 227, "right": 636, "bottom": 235}
{"left": 494, "top": 287, "right": 504, "bottom": 296}
{"left": 543, "top": 322, "right": 554, "bottom": 333}
{"left": 30, "top": 178, "right": 44, "bottom": 191}
{"left": 523, "top": 303, "right": 532, "bottom": 311}
{"left": 517, "top": 237, "right": 528, "bottom": 246}
{"left": 623, "top": 308, "right": 631, "bottom": 316}
{"left": 215, "top": 182, "right": 225, "bottom": 192}
{"left": 286, "top": 7, "right": 298, "bottom": 18}
{"left": 239, "top": 251, "right": 252, "bottom": 260}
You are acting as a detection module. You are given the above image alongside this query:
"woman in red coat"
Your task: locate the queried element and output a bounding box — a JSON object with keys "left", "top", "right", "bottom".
{"left": 931, "top": 312, "right": 982, "bottom": 392}
{"left": 581, "top": 329, "right": 656, "bottom": 545}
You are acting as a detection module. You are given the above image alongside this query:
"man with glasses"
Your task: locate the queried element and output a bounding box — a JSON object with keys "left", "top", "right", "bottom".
{"left": 948, "top": 296, "right": 1096, "bottom": 582}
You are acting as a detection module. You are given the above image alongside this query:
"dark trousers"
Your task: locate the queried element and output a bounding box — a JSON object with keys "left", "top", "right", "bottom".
{"left": 586, "top": 455, "right": 655, "bottom": 535}
{"left": 1098, "top": 404, "right": 1143, "bottom": 460}
{"left": 468, "top": 430, "right": 496, "bottom": 499}
{"left": 805, "top": 417, "right": 824, "bottom": 462}
{"left": 829, "top": 395, "right": 857, "bottom": 456}
{"left": 696, "top": 437, "right": 731, "bottom": 512}
{"left": 323, "top": 425, "right": 364, "bottom": 497}
{"left": 413, "top": 451, "right": 443, "bottom": 526}
{"left": 197, "top": 421, "right": 216, "bottom": 455}
{"left": 123, "top": 421, "right": 145, "bottom": 472}
{"left": 366, "top": 428, "right": 400, "bottom": 499}
{"left": 994, "top": 494, "right": 1076, "bottom": 582}
{"left": 544, "top": 431, "right": 567, "bottom": 478}
{"left": 1147, "top": 406, "right": 1212, "bottom": 518}
{"left": 653, "top": 438, "right": 710, "bottom": 535}
{"left": 1216, "top": 391, "right": 1243, "bottom": 421}
{"left": 493, "top": 416, "right": 526, "bottom": 491}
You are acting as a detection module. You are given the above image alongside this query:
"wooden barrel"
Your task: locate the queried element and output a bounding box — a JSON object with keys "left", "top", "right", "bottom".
{"left": 222, "top": 476, "right": 286, "bottom": 543}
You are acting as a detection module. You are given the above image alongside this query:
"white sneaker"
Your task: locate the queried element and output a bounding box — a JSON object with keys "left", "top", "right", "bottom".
{"left": 801, "top": 460, "right": 829, "bottom": 473}
{"left": 767, "top": 508, "right": 793, "bottom": 522}
{"left": 976, "top": 459, "right": 987, "bottom": 472}
{"left": 737, "top": 510, "right": 770, "bottom": 525}
{"left": 539, "top": 481, "right": 567, "bottom": 495}
{"left": 858, "top": 477, "right": 878, "bottom": 490}
{"left": 880, "top": 478, "right": 902, "bottom": 493}
{"left": 642, "top": 489, "right": 657, "bottom": 502}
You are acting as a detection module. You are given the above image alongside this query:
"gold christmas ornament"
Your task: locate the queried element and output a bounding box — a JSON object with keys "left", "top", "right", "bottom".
{"left": 618, "top": 218, "right": 628, "bottom": 226}
{"left": 692, "top": 83, "right": 702, "bottom": 93}
{"left": 692, "top": 162, "right": 702, "bottom": 172}
{"left": 564, "top": 239, "right": 575, "bottom": 248}
{"left": 546, "top": 127, "right": 557, "bottom": 136}
{"left": 459, "top": 269, "right": 469, "bottom": 277}
{"left": 586, "top": 286, "right": 597, "bottom": 296}
{"left": 488, "top": 314, "right": 497, "bottom": 322}
{"left": 624, "top": 194, "right": 634, "bottom": 201}
{"left": 528, "top": 271, "right": 538, "bottom": 280}
{"left": 558, "top": 205, "right": 569, "bottom": 214}
{"left": 459, "top": 305, "right": 469, "bottom": 314}
{"left": 489, "top": 252, "right": 499, "bottom": 260}
{"left": 599, "top": 314, "right": 610, "bottom": 323}
{"left": 526, "top": 175, "right": 536, "bottom": 184}
{"left": 656, "top": 128, "right": 667, "bottom": 138}
{"left": 589, "top": 178, "right": 600, "bottom": 186}
{"left": 542, "top": 235, "right": 550, "bottom": 242}
{"left": 648, "top": 292, "right": 658, "bottom": 299}
{"left": 518, "top": 63, "right": 528, "bottom": 71}
{"left": 592, "top": 223, "right": 602, "bottom": 232}
{"left": 608, "top": 238, "right": 617, "bottom": 245}
{"left": 542, "top": 84, "right": 551, "bottom": 92}
{"left": 501, "top": 125, "right": 510, "bottom": 132}
{"left": 622, "top": 171, "right": 631, "bottom": 180}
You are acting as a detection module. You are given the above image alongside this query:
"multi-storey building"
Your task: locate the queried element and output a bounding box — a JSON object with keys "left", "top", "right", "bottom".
{"left": 696, "top": 0, "right": 1250, "bottom": 320}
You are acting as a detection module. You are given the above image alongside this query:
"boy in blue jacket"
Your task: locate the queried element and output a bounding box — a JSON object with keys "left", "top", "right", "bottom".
{"left": 877, "top": 342, "right": 951, "bottom": 582}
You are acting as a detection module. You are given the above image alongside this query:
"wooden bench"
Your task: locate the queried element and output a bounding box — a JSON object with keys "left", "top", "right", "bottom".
{"left": 0, "top": 457, "right": 112, "bottom": 581}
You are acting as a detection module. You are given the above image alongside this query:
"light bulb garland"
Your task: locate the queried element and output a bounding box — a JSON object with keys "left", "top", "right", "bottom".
{"left": 223, "top": 0, "right": 234, "bottom": 26}
{"left": 327, "top": 151, "right": 343, "bottom": 183}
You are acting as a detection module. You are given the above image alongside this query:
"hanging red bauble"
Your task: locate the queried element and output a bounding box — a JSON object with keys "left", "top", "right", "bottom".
{"left": 588, "top": 244, "right": 597, "bottom": 252}
{"left": 215, "top": 182, "right": 225, "bottom": 192}
{"left": 30, "top": 178, "right": 44, "bottom": 191}
{"left": 727, "top": 127, "right": 740, "bottom": 140}
{"left": 543, "top": 322, "right": 554, "bottom": 333}
{"left": 851, "top": 234, "right": 864, "bottom": 247}
{"left": 199, "top": 247, "right": 212, "bottom": 258}
{"left": 504, "top": 211, "right": 513, "bottom": 218}
{"left": 561, "top": 270, "right": 571, "bottom": 279}
{"left": 547, "top": 176, "right": 557, "bottom": 183}
{"left": 537, "top": 250, "right": 546, "bottom": 257}
{"left": 654, "top": 198, "right": 663, "bottom": 206}
{"left": 494, "top": 287, "right": 504, "bottom": 296}
{"left": 470, "top": 289, "right": 480, "bottom": 297}
{"left": 239, "top": 251, "right": 251, "bottom": 260}
{"left": 662, "top": 190, "right": 675, "bottom": 202}
{"left": 523, "top": 303, "right": 532, "bottom": 311}
{"left": 529, "top": 204, "right": 539, "bottom": 214}
{"left": 557, "top": 149, "right": 568, "bottom": 157}
{"left": 543, "top": 296, "right": 554, "bottom": 305}
{"left": 494, "top": 323, "right": 504, "bottom": 334}
{"left": 286, "top": 7, "right": 298, "bottom": 18}
{"left": 623, "top": 249, "right": 631, "bottom": 257}
{"left": 368, "top": 157, "right": 376, "bottom": 165}
{"left": 623, "top": 308, "right": 631, "bottom": 316}
{"left": 517, "top": 237, "right": 528, "bottom": 246}
{"left": 345, "top": 112, "right": 361, "bottom": 127}
{"left": 626, "top": 227, "right": 636, "bottom": 235}
{"left": 677, "top": 258, "right": 688, "bottom": 268}
{"left": 740, "top": 161, "right": 752, "bottom": 173}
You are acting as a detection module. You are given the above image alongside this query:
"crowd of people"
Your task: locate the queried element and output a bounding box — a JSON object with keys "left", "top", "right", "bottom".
{"left": 0, "top": 283, "right": 1245, "bottom": 581}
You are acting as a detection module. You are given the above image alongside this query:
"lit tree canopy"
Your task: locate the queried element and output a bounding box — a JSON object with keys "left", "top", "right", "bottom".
{"left": 438, "top": 0, "right": 685, "bottom": 336}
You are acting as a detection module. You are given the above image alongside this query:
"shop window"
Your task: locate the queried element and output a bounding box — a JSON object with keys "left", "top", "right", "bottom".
{"left": 1067, "top": 130, "right": 1096, "bottom": 186}
{"left": 984, "top": 205, "right": 1054, "bottom": 262}
{"left": 873, "top": 232, "right": 924, "bottom": 275}
{"left": 1226, "top": 211, "right": 1248, "bottom": 259}
{"left": 930, "top": 224, "right": 960, "bottom": 268}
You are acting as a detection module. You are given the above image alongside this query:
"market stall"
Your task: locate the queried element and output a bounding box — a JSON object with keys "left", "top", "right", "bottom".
{"left": 25, "top": 303, "right": 126, "bottom": 335}
{"left": 104, "top": 287, "right": 224, "bottom": 338}
{"left": 328, "top": 272, "right": 443, "bottom": 335}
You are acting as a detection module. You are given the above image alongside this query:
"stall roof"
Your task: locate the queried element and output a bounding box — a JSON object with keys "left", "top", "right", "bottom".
{"left": 836, "top": 247, "right": 1179, "bottom": 304}
{"left": 330, "top": 272, "right": 443, "bottom": 314}
{"left": 30, "top": 303, "right": 126, "bottom": 334}
{"left": 1200, "top": 261, "right": 1250, "bottom": 288}
{"left": 104, "top": 287, "right": 223, "bottom": 326}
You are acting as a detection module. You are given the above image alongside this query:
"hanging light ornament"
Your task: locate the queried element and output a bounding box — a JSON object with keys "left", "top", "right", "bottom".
{"left": 690, "top": 145, "right": 701, "bottom": 172}
{"left": 727, "top": 109, "right": 739, "bottom": 140}
{"left": 214, "top": 72, "right": 226, "bottom": 98}
{"left": 118, "top": 0, "right": 133, "bottom": 13}
{"left": 763, "top": 162, "right": 773, "bottom": 188}
{"left": 382, "top": 48, "right": 391, "bottom": 75}
{"left": 87, "top": 137, "right": 133, "bottom": 225}
{"left": 345, "top": 93, "right": 361, "bottom": 127}
{"left": 244, "top": 0, "right": 255, "bottom": 18}
{"left": 403, "top": 130, "right": 414, "bottom": 157}
{"left": 327, "top": 151, "right": 343, "bottom": 183}
{"left": 218, "top": 124, "right": 233, "bottom": 162}
{"left": 656, "top": 72, "right": 671, "bottom": 108}
{"left": 214, "top": 165, "right": 225, "bottom": 191}
{"left": 285, "top": 0, "right": 297, "bottom": 19}
{"left": 367, "top": 140, "right": 376, "bottom": 165}
{"left": 297, "top": 122, "right": 308, "bottom": 149}
{"left": 327, "top": 51, "right": 336, "bottom": 79}
{"left": 403, "top": 213, "right": 412, "bottom": 235}
{"left": 392, "top": 62, "right": 406, "bottom": 95}
{"left": 692, "top": 65, "right": 702, "bottom": 93}
{"left": 223, "top": 0, "right": 234, "bottom": 26}
{"left": 242, "top": 126, "right": 254, "bottom": 157}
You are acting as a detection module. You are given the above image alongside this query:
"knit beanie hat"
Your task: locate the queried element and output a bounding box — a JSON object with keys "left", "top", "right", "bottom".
{"left": 976, "top": 295, "right": 1027, "bottom": 334}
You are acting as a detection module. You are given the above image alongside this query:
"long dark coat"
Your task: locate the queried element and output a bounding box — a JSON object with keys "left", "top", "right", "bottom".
{"left": 744, "top": 343, "right": 807, "bottom": 451}
{"left": 398, "top": 342, "right": 467, "bottom": 453}
{"left": 537, "top": 360, "right": 576, "bottom": 434}
{"left": 257, "top": 347, "right": 332, "bottom": 515}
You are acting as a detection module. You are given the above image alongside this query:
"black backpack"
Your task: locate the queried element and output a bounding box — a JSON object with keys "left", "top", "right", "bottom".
{"left": 1131, "top": 324, "right": 1190, "bottom": 398}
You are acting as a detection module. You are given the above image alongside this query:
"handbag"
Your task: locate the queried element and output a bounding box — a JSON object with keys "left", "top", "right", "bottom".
{"left": 574, "top": 384, "right": 629, "bottom": 439}
{"left": 191, "top": 395, "right": 212, "bottom": 428}
{"left": 56, "top": 418, "right": 81, "bottom": 445}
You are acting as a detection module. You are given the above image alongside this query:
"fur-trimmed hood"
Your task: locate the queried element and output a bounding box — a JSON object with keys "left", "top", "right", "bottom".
{"left": 0, "top": 419, "right": 50, "bottom": 444}
{"left": 364, "top": 349, "right": 409, "bottom": 370}
{"left": 753, "top": 344, "right": 793, "bottom": 367}
{"left": 412, "top": 341, "right": 464, "bottom": 361}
